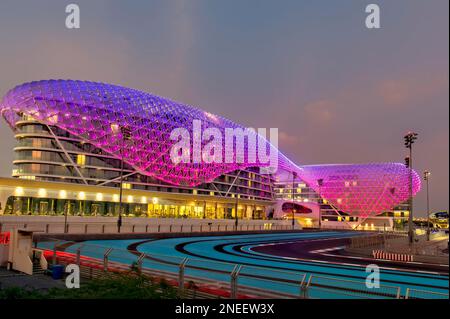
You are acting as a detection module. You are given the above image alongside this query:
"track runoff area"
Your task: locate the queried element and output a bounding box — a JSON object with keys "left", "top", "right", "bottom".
{"left": 40, "top": 231, "right": 449, "bottom": 299}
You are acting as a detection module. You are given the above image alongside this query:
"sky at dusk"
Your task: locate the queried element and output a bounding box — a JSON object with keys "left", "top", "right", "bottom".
{"left": 0, "top": 0, "right": 448, "bottom": 216}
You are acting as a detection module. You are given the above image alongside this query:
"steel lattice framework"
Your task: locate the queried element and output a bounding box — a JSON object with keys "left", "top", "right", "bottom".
{"left": 0, "top": 80, "right": 421, "bottom": 216}
{"left": 300, "top": 164, "right": 420, "bottom": 218}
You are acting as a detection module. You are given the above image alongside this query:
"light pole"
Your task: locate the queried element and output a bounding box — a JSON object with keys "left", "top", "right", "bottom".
{"left": 424, "top": 170, "right": 431, "bottom": 241}
{"left": 64, "top": 201, "right": 69, "bottom": 233}
{"left": 292, "top": 171, "right": 297, "bottom": 230}
{"left": 234, "top": 195, "right": 239, "bottom": 231}
{"left": 317, "top": 179, "right": 323, "bottom": 229}
{"left": 116, "top": 126, "right": 132, "bottom": 234}
{"left": 404, "top": 131, "right": 418, "bottom": 244}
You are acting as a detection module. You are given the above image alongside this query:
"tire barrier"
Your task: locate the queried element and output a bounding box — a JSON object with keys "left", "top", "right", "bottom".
{"left": 372, "top": 249, "right": 414, "bottom": 262}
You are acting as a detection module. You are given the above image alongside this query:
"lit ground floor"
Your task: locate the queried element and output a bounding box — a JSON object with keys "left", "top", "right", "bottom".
{"left": 0, "top": 177, "right": 271, "bottom": 220}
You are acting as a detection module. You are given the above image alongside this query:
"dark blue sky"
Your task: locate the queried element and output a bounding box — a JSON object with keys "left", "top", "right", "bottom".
{"left": 0, "top": 0, "right": 448, "bottom": 215}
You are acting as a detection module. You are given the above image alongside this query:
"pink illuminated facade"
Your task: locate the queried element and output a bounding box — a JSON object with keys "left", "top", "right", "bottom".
{"left": 0, "top": 80, "right": 421, "bottom": 218}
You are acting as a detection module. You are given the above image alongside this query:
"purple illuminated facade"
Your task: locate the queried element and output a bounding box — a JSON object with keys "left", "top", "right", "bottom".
{"left": 0, "top": 80, "right": 421, "bottom": 217}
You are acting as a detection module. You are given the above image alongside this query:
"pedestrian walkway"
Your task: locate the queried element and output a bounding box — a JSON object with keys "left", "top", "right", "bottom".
{"left": 0, "top": 267, "right": 66, "bottom": 291}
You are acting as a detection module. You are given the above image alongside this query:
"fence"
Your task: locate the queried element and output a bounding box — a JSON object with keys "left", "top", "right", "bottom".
{"left": 405, "top": 288, "right": 449, "bottom": 299}
{"left": 34, "top": 239, "right": 449, "bottom": 299}
{"left": 349, "top": 232, "right": 407, "bottom": 249}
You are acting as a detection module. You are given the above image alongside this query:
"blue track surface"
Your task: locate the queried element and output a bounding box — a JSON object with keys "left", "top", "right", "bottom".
{"left": 39, "top": 231, "right": 449, "bottom": 299}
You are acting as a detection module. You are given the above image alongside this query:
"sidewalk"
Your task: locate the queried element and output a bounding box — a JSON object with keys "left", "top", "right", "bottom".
{"left": 0, "top": 267, "right": 66, "bottom": 291}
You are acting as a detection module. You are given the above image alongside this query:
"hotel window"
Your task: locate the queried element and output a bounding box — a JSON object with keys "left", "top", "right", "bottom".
{"left": 19, "top": 175, "right": 36, "bottom": 180}
{"left": 32, "top": 150, "right": 42, "bottom": 159}
{"left": 122, "top": 183, "right": 131, "bottom": 189}
{"left": 76, "top": 154, "right": 86, "bottom": 166}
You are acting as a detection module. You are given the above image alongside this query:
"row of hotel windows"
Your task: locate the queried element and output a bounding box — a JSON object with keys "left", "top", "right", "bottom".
{"left": 15, "top": 147, "right": 274, "bottom": 187}
{"left": 12, "top": 162, "right": 274, "bottom": 199}
{"left": 13, "top": 160, "right": 274, "bottom": 194}
{"left": 16, "top": 123, "right": 275, "bottom": 184}
{"left": 3, "top": 196, "right": 266, "bottom": 220}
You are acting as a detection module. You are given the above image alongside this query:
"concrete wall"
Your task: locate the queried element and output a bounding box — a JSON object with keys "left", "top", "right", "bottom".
{"left": 0, "top": 215, "right": 299, "bottom": 234}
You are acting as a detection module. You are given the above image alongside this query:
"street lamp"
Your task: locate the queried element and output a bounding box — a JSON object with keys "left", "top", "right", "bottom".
{"left": 404, "top": 131, "right": 418, "bottom": 244}
{"left": 292, "top": 171, "right": 297, "bottom": 230}
{"left": 115, "top": 125, "right": 132, "bottom": 234}
{"left": 424, "top": 170, "right": 431, "bottom": 241}
{"left": 63, "top": 201, "right": 69, "bottom": 233}
{"left": 234, "top": 195, "right": 239, "bottom": 231}
{"left": 317, "top": 179, "right": 324, "bottom": 229}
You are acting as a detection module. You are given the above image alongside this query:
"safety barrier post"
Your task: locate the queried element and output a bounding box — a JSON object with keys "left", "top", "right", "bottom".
{"left": 178, "top": 258, "right": 189, "bottom": 297}
{"left": 299, "top": 274, "right": 308, "bottom": 298}
{"left": 396, "top": 287, "right": 402, "bottom": 299}
{"left": 136, "top": 253, "right": 145, "bottom": 274}
{"left": 103, "top": 248, "right": 113, "bottom": 271}
{"left": 230, "top": 265, "right": 242, "bottom": 299}
{"left": 84, "top": 224, "right": 88, "bottom": 234}
{"left": 76, "top": 245, "right": 82, "bottom": 266}
{"left": 102, "top": 224, "right": 105, "bottom": 234}
{"left": 404, "top": 288, "right": 410, "bottom": 299}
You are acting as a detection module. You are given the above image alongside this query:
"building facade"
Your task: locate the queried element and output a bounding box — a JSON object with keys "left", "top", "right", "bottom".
{"left": 0, "top": 80, "right": 421, "bottom": 225}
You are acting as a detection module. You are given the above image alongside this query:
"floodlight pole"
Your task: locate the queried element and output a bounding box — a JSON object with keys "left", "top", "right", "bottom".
{"left": 404, "top": 132, "right": 418, "bottom": 245}
{"left": 424, "top": 171, "right": 431, "bottom": 241}
{"left": 408, "top": 145, "right": 413, "bottom": 244}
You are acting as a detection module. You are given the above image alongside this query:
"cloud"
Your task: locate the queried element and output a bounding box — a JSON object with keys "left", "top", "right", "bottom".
{"left": 278, "top": 131, "right": 301, "bottom": 146}
{"left": 376, "top": 72, "right": 448, "bottom": 107}
{"left": 303, "top": 99, "right": 336, "bottom": 125}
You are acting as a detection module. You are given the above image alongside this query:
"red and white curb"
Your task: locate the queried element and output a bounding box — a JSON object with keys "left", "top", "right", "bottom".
{"left": 373, "top": 250, "right": 413, "bottom": 262}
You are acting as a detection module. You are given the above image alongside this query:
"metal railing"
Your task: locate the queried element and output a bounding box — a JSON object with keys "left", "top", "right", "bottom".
{"left": 405, "top": 288, "right": 449, "bottom": 299}
{"left": 34, "top": 239, "right": 449, "bottom": 299}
